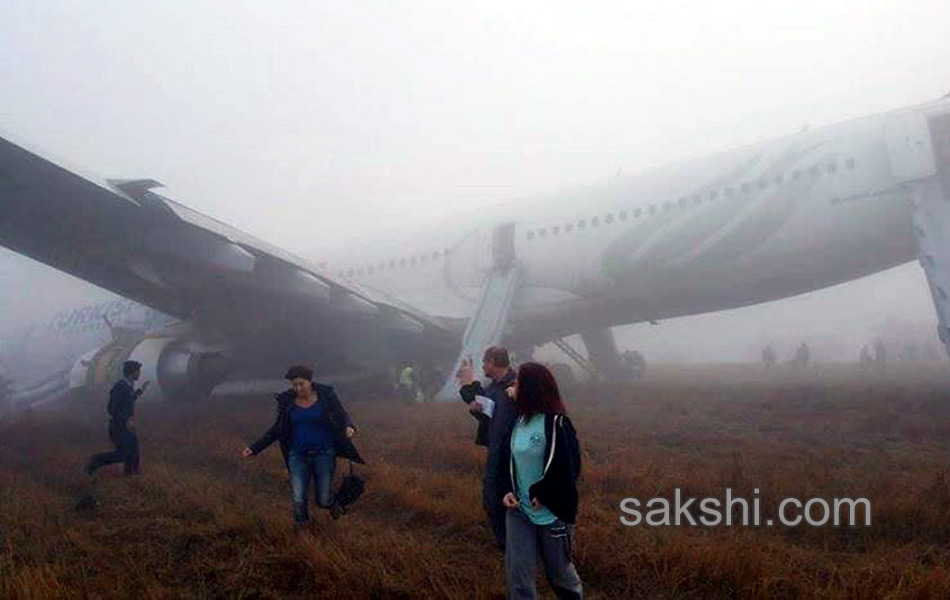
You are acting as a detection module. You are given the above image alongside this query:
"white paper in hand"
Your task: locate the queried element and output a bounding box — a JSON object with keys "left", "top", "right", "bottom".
{"left": 473, "top": 395, "right": 495, "bottom": 418}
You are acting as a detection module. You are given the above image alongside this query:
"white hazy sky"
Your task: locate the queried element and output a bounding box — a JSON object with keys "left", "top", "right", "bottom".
{"left": 2, "top": 1, "right": 949, "bottom": 361}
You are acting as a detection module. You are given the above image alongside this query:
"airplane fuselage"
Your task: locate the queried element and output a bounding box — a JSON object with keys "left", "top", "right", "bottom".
{"left": 331, "top": 100, "right": 945, "bottom": 345}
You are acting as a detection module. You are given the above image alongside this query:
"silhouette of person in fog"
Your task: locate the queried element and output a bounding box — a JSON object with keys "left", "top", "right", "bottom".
{"left": 761, "top": 344, "right": 776, "bottom": 368}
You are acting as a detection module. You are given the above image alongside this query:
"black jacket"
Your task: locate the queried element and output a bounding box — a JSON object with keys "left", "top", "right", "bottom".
{"left": 107, "top": 379, "right": 140, "bottom": 425}
{"left": 496, "top": 412, "right": 581, "bottom": 524}
{"left": 459, "top": 369, "right": 516, "bottom": 449}
{"left": 248, "top": 383, "right": 365, "bottom": 468}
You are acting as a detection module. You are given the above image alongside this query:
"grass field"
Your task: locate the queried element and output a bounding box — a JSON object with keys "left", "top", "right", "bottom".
{"left": 2, "top": 362, "right": 950, "bottom": 598}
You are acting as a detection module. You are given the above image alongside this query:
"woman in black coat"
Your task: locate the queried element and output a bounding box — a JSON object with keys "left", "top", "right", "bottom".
{"left": 243, "top": 365, "right": 364, "bottom": 526}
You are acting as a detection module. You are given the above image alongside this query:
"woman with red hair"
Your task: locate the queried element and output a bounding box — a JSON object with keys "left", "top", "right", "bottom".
{"left": 495, "top": 362, "right": 583, "bottom": 599}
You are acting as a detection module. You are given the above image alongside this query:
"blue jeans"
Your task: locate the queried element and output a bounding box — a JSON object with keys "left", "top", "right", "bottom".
{"left": 288, "top": 449, "right": 336, "bottom": 524}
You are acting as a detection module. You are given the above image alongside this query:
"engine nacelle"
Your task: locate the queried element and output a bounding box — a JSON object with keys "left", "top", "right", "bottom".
{"left": 67, "top": 336, "right": 229, "bottom": 402}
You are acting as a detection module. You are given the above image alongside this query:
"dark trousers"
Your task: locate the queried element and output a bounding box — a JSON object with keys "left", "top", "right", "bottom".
{"left": 483, "top": 471, "right": 507, "bottom": 549}
{"left": 505, "top": 509, "right": 583, "bottom": 599}
{"left": 87, "top": 420, "right": 139, "bottom": 475}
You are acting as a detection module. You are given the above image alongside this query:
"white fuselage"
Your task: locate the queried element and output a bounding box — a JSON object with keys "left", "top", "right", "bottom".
{"left": 329, "top": 99, "right": 947, "bottom": 344}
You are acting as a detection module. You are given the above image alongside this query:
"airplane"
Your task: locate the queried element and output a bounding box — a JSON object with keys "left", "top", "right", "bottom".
{"left": 1, "top": 93, "right": 949, "bottom": 407}
{"left": 0, "top": 296, "right": 174, "bottom": 409}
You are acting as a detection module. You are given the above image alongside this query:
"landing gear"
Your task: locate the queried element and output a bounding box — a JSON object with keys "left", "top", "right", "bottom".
{"left": 910, "top": 178, "right": 950, "bottom": 360}
{"left": 554, "top": 328, "right": 646, "bottom": 382}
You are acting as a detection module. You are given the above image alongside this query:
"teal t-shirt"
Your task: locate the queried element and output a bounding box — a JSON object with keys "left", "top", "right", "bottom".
{"left": 511, "top": 414, "right": 557, "bottom": 525}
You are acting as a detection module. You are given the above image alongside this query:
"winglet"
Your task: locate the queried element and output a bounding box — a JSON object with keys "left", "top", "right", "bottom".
{"left": 107, "top": 178, "right": 164, "bottom": 200}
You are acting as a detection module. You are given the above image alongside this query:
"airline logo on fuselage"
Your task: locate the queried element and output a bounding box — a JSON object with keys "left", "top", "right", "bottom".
{"left": 47, "top": 299, "right": 171, "bottom": 335}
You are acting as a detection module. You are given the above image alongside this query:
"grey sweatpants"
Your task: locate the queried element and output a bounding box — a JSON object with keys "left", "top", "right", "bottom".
{"left": 505, "top": 509, "right": 583, "bottom": 600}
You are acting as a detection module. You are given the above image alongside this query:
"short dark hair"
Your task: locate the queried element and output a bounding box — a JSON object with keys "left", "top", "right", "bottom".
{"left": 514, "top": 362, "right": 565, "bottom": 419}
{"left": 483, "top": 346, "right": 510, "bottom": 369}
{"left": 284, "top": 364, "right": 314, "bottom": 381}
{"left": 122, "top": 360, "right": 142, "bottom": 377}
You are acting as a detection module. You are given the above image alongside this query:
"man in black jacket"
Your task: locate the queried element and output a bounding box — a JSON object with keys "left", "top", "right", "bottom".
{"left": 457, "top": 346, "right": 517, "bottom": 549}
{"left": 85, "top": 360, "right": 149, "bottom": 476}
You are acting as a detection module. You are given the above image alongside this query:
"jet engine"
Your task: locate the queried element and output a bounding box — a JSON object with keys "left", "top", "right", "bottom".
{"left": 67, "top": 335, "right": 229, "bottom": 403}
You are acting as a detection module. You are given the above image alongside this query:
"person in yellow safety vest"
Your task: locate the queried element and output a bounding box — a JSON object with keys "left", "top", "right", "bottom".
{"left": 398, "top": 365, "right": 415, "bottom": 404}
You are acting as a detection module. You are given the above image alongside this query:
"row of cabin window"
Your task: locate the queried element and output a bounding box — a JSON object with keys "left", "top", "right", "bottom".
{"left": 525, "top": 158, "right": 856, "bottom": 241}
{"left": 339, "top": 248, "right": 450, "bottom": 278}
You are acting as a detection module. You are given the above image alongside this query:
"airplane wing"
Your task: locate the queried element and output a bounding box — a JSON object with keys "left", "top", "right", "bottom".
{"left": 0, "top": 134, "right": 450, "bottom": 343}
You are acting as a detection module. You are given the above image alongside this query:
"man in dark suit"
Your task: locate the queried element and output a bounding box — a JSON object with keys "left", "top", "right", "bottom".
{"left": 85, "top": 360, "right": 149, "bottom": 476}
{"left": 457, "top": 346, "right": 517, "bottom": 550}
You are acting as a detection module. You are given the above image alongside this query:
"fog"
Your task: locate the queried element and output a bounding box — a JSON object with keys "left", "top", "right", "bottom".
{"left": 3, "top": 1, "right": 950, "bottom": 363}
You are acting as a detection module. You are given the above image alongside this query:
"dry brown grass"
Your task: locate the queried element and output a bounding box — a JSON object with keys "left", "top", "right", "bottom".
{"left": 2, "top": 362, "right": 950, "bottom": 598}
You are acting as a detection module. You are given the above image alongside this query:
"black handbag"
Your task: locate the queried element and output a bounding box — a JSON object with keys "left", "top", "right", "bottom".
{"left": 330, "top": 460, "right": 365, "bottom": 519}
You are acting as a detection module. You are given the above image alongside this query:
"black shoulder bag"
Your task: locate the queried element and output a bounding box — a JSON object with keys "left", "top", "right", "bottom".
{"left": 330, "top": 460, "right": 365, "bottom": 519}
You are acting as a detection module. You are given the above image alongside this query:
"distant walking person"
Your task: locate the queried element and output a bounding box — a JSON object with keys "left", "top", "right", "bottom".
{"left": 761, "top": 344, "right": 776, "bottom": 369}
{"left": 85, "top": 360, "right": 149, "bottom": 476}
{"left": 243, "top": 365, "right": 364, "bottom": 527}
{"left": 496, "top": 362, "right": 583, "bottom": 599}
{"left": 457, "top": 346, "right": 517, "bottom": 550}
{"left": 792, "top": 342, "right": 811, "bottom": 368}
{"left": 874, "top": 338, "right": 887, "bottom": 365}
{"left": 859, "top": 344, "right": 873, "bottom": 367}
{"left": 398, "top": 364, "right": 416, "bottom": 404}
